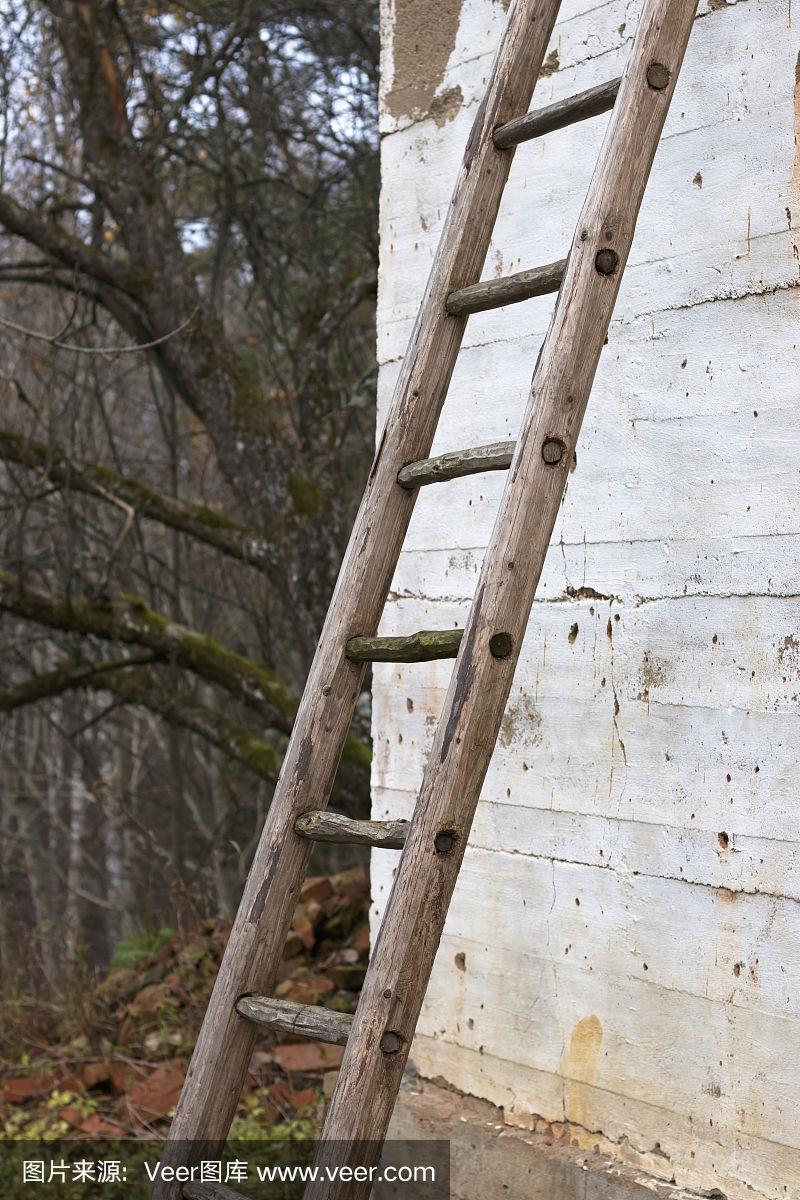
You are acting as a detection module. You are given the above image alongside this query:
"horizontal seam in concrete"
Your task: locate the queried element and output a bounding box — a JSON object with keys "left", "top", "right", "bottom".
{"left": 631, "top": 277, "right": 800, "bottom": 319}
{"left": 372, "top": 787, "right": 800, "bottom": 843}
{"left": 378, "top": 285, "right": 786, "bottom": 359}
{"left": 386, "top": 585, "right": 800, "bottom": 609}
{"left": 463, "top": 842, "right": 800, "bottom": 906}
{"left": 389, "top": 528, "right": 800, "bottom": 554}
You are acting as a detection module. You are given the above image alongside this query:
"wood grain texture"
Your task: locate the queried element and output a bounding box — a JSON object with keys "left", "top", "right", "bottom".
{"left": 309, "top": 0, "right": 699, "bottom": 1194}
{"left": 295, "top": 810, "right": 408, "bottom": 849}
{"left": 445, "top": 258, "right": 564, "bottom": 315}
{"left": 397, "top": 439, "right": 515, "bottom": 488}
{"left": 493, "top": 76, "right": 621, "bottom": 148}
{"left": 155, "top": 0, "right": 563, "bottom": 1192}
{"left": 236, "top": 995, "right": 353, "bottom": 1044}
{"left": 346, "top": 629, "right": 462, "bottom": 661}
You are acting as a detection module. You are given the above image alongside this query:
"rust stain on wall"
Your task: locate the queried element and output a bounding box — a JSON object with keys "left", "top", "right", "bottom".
{"left": 385, "top": 0, "right": 463, "bottom": 122}
{"left": 563, "top": 1014, "right": 603, "bottom": 1127}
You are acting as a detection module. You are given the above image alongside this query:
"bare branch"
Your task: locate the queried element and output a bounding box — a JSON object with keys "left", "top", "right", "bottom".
{"left": 0, "top": 191, "right": 141, "bottom": 299}
{"left": 0, "top": 429, "right": 275, "bottom": 573}
{"left": 0, "top": 303, "right": 199, "bottom": 356}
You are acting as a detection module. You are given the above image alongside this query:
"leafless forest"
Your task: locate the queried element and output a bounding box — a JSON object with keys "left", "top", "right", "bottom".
{"left": 0, "top": 0, "right": 378, "bottom": 995}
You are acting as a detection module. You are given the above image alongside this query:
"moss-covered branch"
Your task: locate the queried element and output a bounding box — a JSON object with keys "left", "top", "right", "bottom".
{"left": 0, "top": 575, "right": 371, "bottom": 808}
{"left": 0, "top": 571, "right": 293, "bottom": 732}
{"left": 0, "top": 429, "right": 274, "bottom": 574}
{"left": 0, "top": 657, "right": 281, "bottom": 780}
{"left": 0, "top": 654, "right": 152, "bottom": 711}
{"left": 0, "top": 657, "right": 369, "bottom": 810}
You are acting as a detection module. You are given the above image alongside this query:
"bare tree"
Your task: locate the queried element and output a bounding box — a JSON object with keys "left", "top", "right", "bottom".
{"left": 0, "top": 0, "right": 378, "bottom": 988}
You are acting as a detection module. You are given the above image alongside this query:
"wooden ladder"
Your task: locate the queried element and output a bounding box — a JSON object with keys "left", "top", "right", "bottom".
{"left": 159, "top": 0, "right": 697, "bottom": 1194}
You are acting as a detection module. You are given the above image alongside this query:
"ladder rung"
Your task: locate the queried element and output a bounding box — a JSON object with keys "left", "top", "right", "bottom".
{"left": 296, "top": 810, "right": 408, "bottom": 849}
{"left": 493, "top": 76, "right": 622, "bottom": 148}
{"left": 445, "top": 258, "right": 564, "bottom": 316}
{"left": 346, "top": 629, "right": 462, "bottom": 662}
{"left": 236, "top": 995, "right": 353, "bottom": 1045}
{"left": 184, "top": 1185, "right": 248, "bottom": 1200}
{"left": 397, "top": 439, "right": 515, "bottom": 489}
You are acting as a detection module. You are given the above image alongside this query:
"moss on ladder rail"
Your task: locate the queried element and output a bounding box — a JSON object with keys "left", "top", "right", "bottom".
{"left": 345, "top": 629, "right": 463, "bottom": 662}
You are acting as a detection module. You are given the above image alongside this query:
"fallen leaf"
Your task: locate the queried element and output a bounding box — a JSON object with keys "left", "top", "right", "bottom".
{"left": 348, "top": 922, "right": 370, "bottom": 955}
{"left": 300, "top": 876, "right": 333, "bottom": 904}
{"left": 329, "top": 867, "right": 368, "bottom": 897}
{"left": 59, "top": 1106, "right": 85, "bottom": 1129}
{"left": 283, "top": 930, "right": 304, "bottom": 959}
{"left": 110, "top": 1064, "right": 138, "bottom": 1094}
{"left": 127, "top": 1061, "right": 185, "bottom": 1119}
{"left": 272, "top": 1043, "right": 343, "bottom": 1073}
{"left": 281, "top": 977, "right": 335, "bottom": 1005}
{"left": 80, "top": 1060, "right": 112, "bottom": 1090}
{"left": 3, "top": 1073, "right": 58, "bottom": 1102}
{"left": 80, "top": 1113, "right": 124, "bottom": 1136}
{"left": 264, "top": 1080, "right": 294, "bottom": 1114}
{"left": 127, "top": 982, "right": 173, "bottom": 1016}
{"left": 289, "top": 1086, "right": 317, "bottom": 1110}
{"left": 292, "top": 908, "right": 316, "bottom": 951}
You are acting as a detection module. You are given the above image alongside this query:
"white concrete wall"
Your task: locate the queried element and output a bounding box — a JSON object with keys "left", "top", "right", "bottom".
{"left": 373, "top": 1, "right": 800, "bottom": 1196}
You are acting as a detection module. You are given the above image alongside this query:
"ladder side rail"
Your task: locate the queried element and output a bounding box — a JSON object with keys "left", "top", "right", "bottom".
{"left": 308, "top": 1, "right": 698, "bottom": 1194}
{"left": 154, "top": 0, "right": 563, "bottom": 1191}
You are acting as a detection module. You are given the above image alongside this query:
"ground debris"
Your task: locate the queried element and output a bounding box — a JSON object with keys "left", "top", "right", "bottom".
{"left": 0, "top": 867, "right": 369, "bottom": 1139}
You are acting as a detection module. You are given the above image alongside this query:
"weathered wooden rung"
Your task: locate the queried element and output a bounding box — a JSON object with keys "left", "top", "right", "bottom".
{"left": 184, "top": 1184, "right": 248, "bottom": 1200}
{"left": 346, "top": 629, "right": 463, "bottom": 662}
{"left": 296, "top": 810, "right": 409, "bottom": 849}
{"left": 445, "top": 258, "right": 564, "bottom": 317}
{"left": 236, "top": 995, "right": 353, "bottom": 1045}
{"left": 493, "top": 76, "right": 622, "bottom": 148}
{"left": 398, "top": 439, "right": 516, "bottom": 489}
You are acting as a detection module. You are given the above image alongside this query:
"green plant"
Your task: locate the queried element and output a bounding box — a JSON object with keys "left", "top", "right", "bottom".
{"left": 110, "top": 928, "right": 172, "bottom": 968}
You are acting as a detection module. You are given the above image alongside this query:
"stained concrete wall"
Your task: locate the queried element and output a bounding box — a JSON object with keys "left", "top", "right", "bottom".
{"left": 372, "top": 1, "right": 800, "bottom": 1197}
